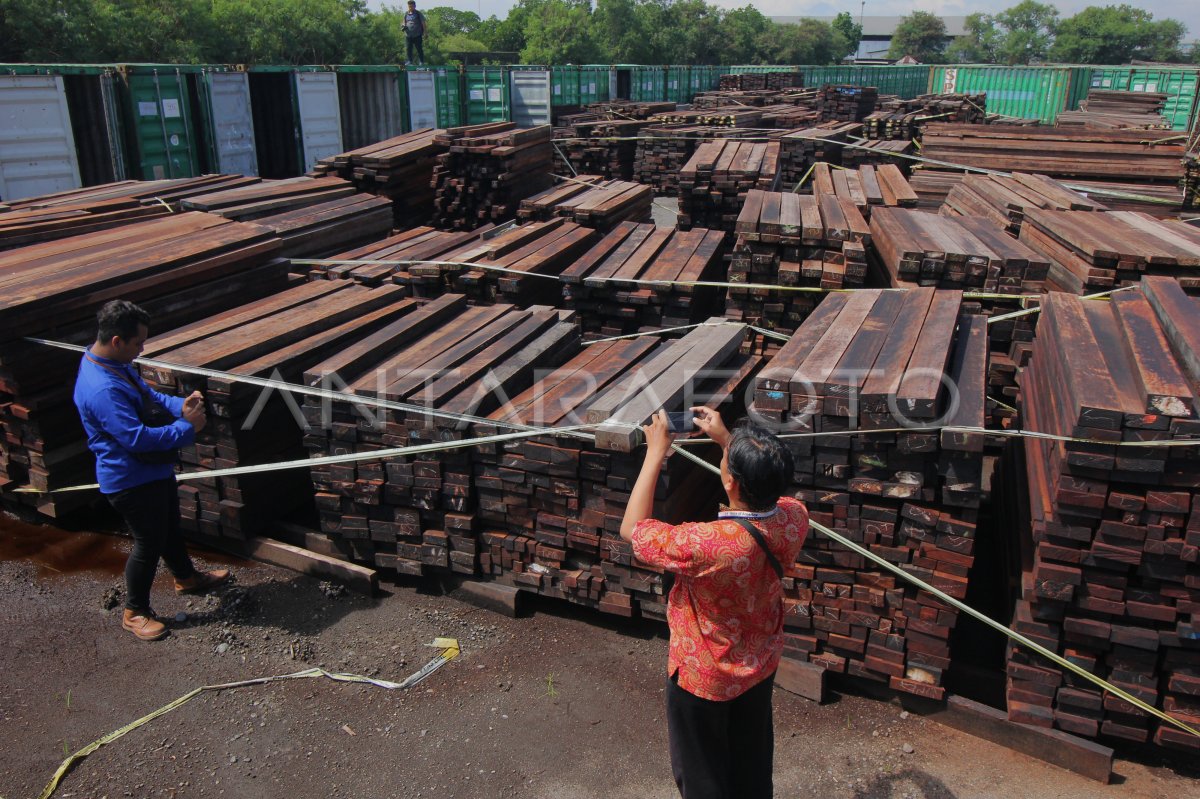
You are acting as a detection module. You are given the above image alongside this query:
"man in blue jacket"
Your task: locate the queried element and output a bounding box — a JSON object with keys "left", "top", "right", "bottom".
{"left": 74, "top": 300, "right": 230, "bottom": 641}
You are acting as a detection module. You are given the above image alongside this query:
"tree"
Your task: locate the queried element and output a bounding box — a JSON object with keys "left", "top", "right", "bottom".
{"left": 946, "top": 12, "right": 1000, "bottom": 63}
{"left": 992, "top": 0, "right": 1058, "bottom": 64}
{"left": 1050, "top": 5, "right": 1186, "bottom": 64}
{"left": 887, "top": 11, "right": 948, "bottom": 63}
{"left": 721, "top": 5, "right": 771, "bottom": 65}
{"left": 831, "top": 11, "right": 862, "bottom": 60}
{"left": 759, "top": 19, "right": 845, "bottom": 65}
{"left": 519, "top": 0, "right": 599, "bottom": 64}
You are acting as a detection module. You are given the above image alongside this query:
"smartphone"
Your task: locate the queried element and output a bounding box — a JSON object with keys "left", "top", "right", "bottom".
{"left": 666, "top": 411, "right": 695, "bottom": 433}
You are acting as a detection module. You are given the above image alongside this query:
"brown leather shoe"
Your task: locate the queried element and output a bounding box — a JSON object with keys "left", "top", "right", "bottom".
{"left": 174, "top": 569, "right": 231, "bottom": 595}
{"left": 122, "top": 609, "right": 168, "bottom": 641}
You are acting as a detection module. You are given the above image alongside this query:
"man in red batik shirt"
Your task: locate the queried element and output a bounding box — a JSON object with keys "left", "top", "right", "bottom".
{"left": 621, "top": 408, "right": 809, "bottom": 799}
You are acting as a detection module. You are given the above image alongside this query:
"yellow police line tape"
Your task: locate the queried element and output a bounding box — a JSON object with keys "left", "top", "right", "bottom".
{"left": 37, "top": 639, "right": 460, "bottom": 799}
{"left": 667, "top": 444, "right": 1200, "bottom": 742}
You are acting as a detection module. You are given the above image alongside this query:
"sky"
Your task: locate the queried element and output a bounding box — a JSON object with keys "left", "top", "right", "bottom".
{"left": 374, "top": 0, "right": 1199, "bottom": 41}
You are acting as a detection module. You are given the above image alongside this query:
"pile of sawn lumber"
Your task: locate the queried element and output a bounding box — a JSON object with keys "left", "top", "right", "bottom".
{"left": 941, "top": 172, "right": 1107, "bottom": 236}
{"left": 677, "top": 139, "right": 781, "bottom": 232}
{"left": 726, "top": 188, "right": 870, "bottom": 333}
{"left": 552, "top": 118, "right": 648, "bottom": 181}
{"left": 559, "top": 221, "right": 727, "bottom": 338}
{"left": 751, "top": 288, "right": 988, "bottom": 699}
{"left": 779, "top": 122, "right": 862, "bottom": 188}
{"left": 472, "top": 321, "right": 758, "bottom": 618}
{"left": 1017, "top": 208, "right": 1200, "bottom": 295}
{"left": 817, "top": 85, "right": 879, "bottom": 122}
{"left": 0, "top": 212, "right": 289, "bottom": 516}
{"left": 517, "top": 176, "right": 653, "bottom": 229}
{"left": 808, "top": 163, "right": 918, "bottom": 218}
{"left": 863, "top": 94, "right": 985, "bottom": 141}
{"left": 309, "top": 129, "right": 443, "bottom": 225}
{"left": 138, "top": 282, "right": 417, "bottom": 539}
{"left": 1009, "top": 278, "right": 1200, "bottom": 752}
{"left": 840, "top": 139, "right": 915, "bottom": 172}
{"left": 431, "top": 124, "right": 554, "bottom": 229}
{"left": 0, "top": 175, "right": 258, "bottom": 250}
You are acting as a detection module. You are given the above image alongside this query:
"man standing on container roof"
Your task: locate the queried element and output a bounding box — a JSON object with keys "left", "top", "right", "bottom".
{"left": 404, "top": 0, "right": 427, "bottom": 66}
{"left": 621, "top": 408, "right": 809, "bottom": 799}
{"left": 73, "top": 300, "right": 231, "bottom": 642}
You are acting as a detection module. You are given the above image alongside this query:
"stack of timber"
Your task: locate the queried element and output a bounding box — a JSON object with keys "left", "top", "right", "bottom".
{"left": 0, "top": 175, "right": 258, "bottom": 250}
{"left": 725, "top": 188, "right": 870, "bottom": 333}
{"left": 517, "top": 177, "right": 653, "bottom": 229}
{"left": 1008, "top": 279, "right": 1200, "bottom": 752}
{"left": 779, "top": 122, "right": 862, "bottom": 187}
{"left": 720, "top": 73, "right": 766, "bottom": 91}
{"left": 1018, "top": 208, "right": 1200, "bottom": 294}
{"left": 870, "top": 206, "right": 1051, "bottom": 294}
{"left": 817, "top": 85, "right": 880, "bottom": 123}
{"left": 1187, "top": 153, "right": 1199, "bottom": 210}
{"left": 0, "top": 213, "right": 288, "bottom": 516}
{"left": 578, "top": 101, "right": 677, "bottom": 120}
{"left": 633, "top": 126, "right": 706, "bottom": 195}
{"left": 920, "top": 125, "right": 1189, "bottom": 185}
{"left": 320, "top": 218, "right": 600, "bottom": 307}
{"left": 299, "top": 298, "right": 582, "bottom": 572}
{"left": 309, "top": 129, "right": 443, "bottom": 225}
{"left": 431, "top": 124, "right": 554, "bottom": 230}
{"left": 863, "top": 94, "right": 986, "bottom": 141}
{"left": 181, "top": 177, "right": 394, "bottom": 258}
{"left": 647, "top": 107, "right": 765, "bottom": 128}
{"left": 677, "top": 139, "right": 782, "bottom": 232}
{"left": 1056, "top": 110, "right": 1171, "bottom": 130}
{"left": 752, "top": 288, "right": 989, "bottom": 699}
{"left": 840, "top": 140, "right": 916, "bottom": 173}
{"left": 941, "top": 172, "right": 1107, "bottom": 236}
{"left": 559, "top": 222, "right": 727, "bottom": 338}
{"left": 760, "top": 105, "right": 822, "bottom": 129}
{"left": 472, "top": 321, "right": 759, "bottom": 617}
{"left": 692, "top": 89, "right": 819, "bottom": 112}
{"left": 909, "top": 170, "right": 967, "bottom": 211}
{"left": 138, "top": 282, "right": 418, "bottom": 539}
{"left": 807, "top": 163, "right": 918, "bottom": 218}
{"left": 553, "top": 119, "right": 649, "bottom": 181}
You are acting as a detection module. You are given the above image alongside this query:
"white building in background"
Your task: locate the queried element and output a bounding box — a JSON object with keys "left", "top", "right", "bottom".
{"left": 771, "top": 15, "right": 969, "bottom": 61}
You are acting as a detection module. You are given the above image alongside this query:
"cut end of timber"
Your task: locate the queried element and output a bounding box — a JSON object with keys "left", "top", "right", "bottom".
{"left": 453, "top": 579, "right": 524, "bottom": 618}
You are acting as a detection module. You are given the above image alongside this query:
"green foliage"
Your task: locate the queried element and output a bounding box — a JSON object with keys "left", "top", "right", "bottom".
{"left": 831, "top": 11, "right": 863, "bottom": 60}
{"left": 993, "top": 1, "right": 1058, "bottom": 64}
{"left": 1050, "top": 4, "right": 1186, "bottom": 64}
{"left": 946, "top": 12, "right": 1000, "bottom": 63}
{"left": 519, "top": 0, "right": 600, "bottom": 64}
{"left": 887, "top": 11, "right": 948, "bottom": 63}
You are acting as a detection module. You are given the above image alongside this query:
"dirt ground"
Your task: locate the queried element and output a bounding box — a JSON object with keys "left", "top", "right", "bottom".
{"left": 2, "top": 508, "right": 1198, "bottom": 799}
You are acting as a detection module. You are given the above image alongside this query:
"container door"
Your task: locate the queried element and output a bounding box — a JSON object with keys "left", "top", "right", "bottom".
{"left": 338, "top": 72, "right": 406, "bottom": 150}
{"left": 293, "top": 71, "right": 343, "bottom": 173}
{"left": 201, "top": 71, "right": 258, "bottom": 176}
{"left": 125, "top": 69, "right": 200, "bottom": 180}
{"left": 465, "top": 67, "right": 509, "bottom": 125}
{"left": 408, "top": 70, "right": 438, "bottom": 129}
{"left": 0, "top": 74, "right": 81, "bottom": 201}
{"left": 510, "top": 68, "right": 551, "bottom": 127}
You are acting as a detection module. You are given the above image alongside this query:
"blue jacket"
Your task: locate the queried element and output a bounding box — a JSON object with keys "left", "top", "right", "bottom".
{"left": 73, "top": 350, "right": 196, "bottom": 494}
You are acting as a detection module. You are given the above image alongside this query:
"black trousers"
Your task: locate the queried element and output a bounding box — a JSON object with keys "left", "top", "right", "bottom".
{"left": 107, "top": 478, "right": 196, "bottom": 613}
{"left": 666, "top": 670, "right": 776, "bottom": 799}
{"left": 406, "top": 36, "right": 424, "bottom": 64}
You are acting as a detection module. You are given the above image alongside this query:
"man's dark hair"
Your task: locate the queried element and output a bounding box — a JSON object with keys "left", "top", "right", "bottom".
{"left": 96, "top": 300, "right": 150, "bottom": 343}
{"left": 727, "top": 421, "right": 794, "bottom": 511}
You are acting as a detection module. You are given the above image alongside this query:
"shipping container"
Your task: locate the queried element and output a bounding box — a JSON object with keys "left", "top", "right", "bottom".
{"left": 928, "top": 65, "right": 1092, "bottom": 123}
{"left": 335, "top": 65, "right": 407, "bottom": 151}
{"left": 406, "top": 67, "right": 463, "bottom": 130}
{"left": 863, "top": 65, "right": 931, "bottom": 99}
{"left": 247, "top": 66, "right": 342, "bottom": 178}
{"left": 578, "top": 65, "right": 610, "bottom": 104}
{"left": 688, "top": 65, "right": 709, "bottom": 96}
{"left": 1088, "top": 66, "right": 1200, "bottom": 132}
{"left": 728, "top": 65, "right": 798, "bottom": 74}
{"left": 194, "top": 67, "right": 258, "bottom": 176}
{"left": 464, "top": 66, "right": 509, "bottom": 125}
{"left": 0, "top": 72, "right": 81, "bottom": 201}
{"left": 551, "top": 66, "right": 580, "bottom": 108}
{"left": 117, "top": 64, "right": 203, "bottom": 180}
{"left": 630, "top": 66, "right": 666, "bottom": 102}
{"left": 666, "top": 65, "right": 691, "bottom": 103}
{"left": 510, "top": 67, "right": 551, "bottom": 126}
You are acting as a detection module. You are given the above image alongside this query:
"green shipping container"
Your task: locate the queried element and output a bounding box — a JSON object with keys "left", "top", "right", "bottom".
{"left": 118, "top": 64, "right": 202, "bottom": 180}
{"left": 928, "top": 65, "right": 1091, "bottom": 123}
{"left": 578, "top": 66, "right": 610, "bottom": 103}
{"left": 666, "top": 66, "right": 691, "bottom": 103}
{"left": 728, "top": 65, "right": 798, "bottom": 74}
{"left": 1088, "top": 66, "right": 1200, "bottom": 132}
{"left": 861, "top": 65, "right": 932, "bottom": 99}
{"left": 406, "top": 66, "right": 463, "bottom": 129}
{"left": 631, "top": 66, "right": 666, "bottom": 102}
{"left": 464, "top": 66, "right": 509, "bottom": 124}
{"left": 552, "top": 66, "right": 580, "bottom": 108}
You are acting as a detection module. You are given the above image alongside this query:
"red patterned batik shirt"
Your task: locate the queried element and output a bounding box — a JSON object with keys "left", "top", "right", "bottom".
{"left": 631, "top": 496, "right": 809, "bottom": 701}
